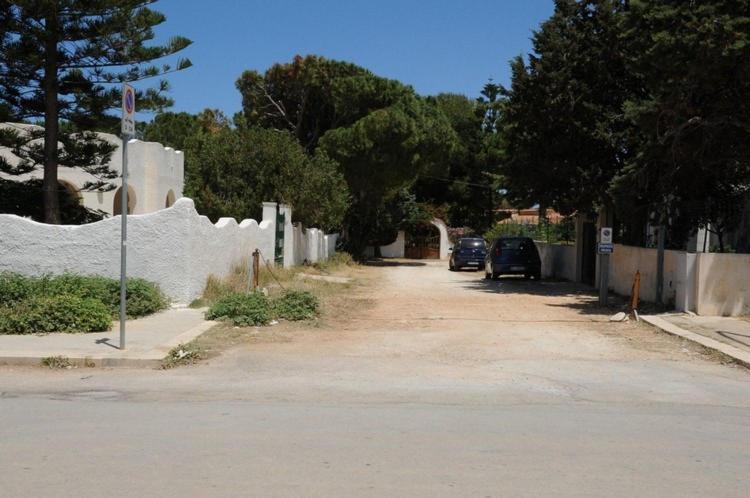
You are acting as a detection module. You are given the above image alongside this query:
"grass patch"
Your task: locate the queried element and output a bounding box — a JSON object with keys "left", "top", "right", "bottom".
{"left": 206, "top": 291, "right": 272, "bottom": 326}
{"left": 273, "top": 290, "right": 319, "bottom": 321}
{"left": 41, "top": 355, "right": 72, "bottom": 369}
{"left": 161, "top": 343, "right": 205, "bottom": 369}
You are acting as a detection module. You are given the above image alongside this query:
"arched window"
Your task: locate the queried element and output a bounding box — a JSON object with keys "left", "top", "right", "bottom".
{"left": 165, "top": 189, "right": 176, "bottom": 208}
{"left": 113, "top": 185, "right": 137, "bottom": 215}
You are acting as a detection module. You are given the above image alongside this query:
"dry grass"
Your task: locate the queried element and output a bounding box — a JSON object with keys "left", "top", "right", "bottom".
{"left": 176, "top": 253, "right": 373, "bottom": 365}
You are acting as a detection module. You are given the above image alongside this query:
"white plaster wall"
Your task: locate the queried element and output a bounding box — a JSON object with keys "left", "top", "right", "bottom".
{"left": 0, "top": 124, "right": 183, "bottom": 216}
{"left": 695, "top": 253, "right": 750, "bottom": 316}
{"left": 607, "top": 244, "right": 682, "bottom": 306}
{"left": 432, "top": 219, "right": 451, "bottom": 260}
{"left": 380, "top": 231, "right": 405, "bottom": 258}
{"left": 0, "top": 198, "right": 274, "bottom": 304}
{"left": 291, "top": 223, "right": 338, "bottom": 265}
{"left": 536, "top": 242, "right": 577, "bottom": 281}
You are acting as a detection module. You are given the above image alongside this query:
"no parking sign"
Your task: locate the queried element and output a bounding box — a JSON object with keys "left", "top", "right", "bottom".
{"left": 121, "top": 83, "right": 135, "bottom": 136}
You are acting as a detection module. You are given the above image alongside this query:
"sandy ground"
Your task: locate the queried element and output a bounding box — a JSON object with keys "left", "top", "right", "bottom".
{"left": 1, "top": 260, "right": 749, "bottom": 497}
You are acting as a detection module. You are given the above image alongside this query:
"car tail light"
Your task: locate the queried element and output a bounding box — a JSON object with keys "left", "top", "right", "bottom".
{"left": 494, "top": 246, "right": 502, "bottom": 256}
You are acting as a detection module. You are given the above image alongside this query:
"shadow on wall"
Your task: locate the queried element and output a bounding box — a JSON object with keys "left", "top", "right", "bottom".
{"left": 113, "top": 185, "right": 137, "bottom": 215}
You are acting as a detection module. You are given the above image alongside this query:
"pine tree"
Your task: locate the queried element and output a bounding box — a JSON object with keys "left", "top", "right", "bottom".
{"left": 0, "top": 0, "right": 191, "bottom": 223}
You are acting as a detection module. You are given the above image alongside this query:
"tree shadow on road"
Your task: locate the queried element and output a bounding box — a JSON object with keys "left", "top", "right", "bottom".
{"left": 461, "top": 277, "right": 626, "bottom": 316}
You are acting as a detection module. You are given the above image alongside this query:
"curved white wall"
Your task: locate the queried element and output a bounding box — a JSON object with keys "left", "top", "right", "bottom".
{"left": 0, "top": 198, "right": 273, "bottom": 303}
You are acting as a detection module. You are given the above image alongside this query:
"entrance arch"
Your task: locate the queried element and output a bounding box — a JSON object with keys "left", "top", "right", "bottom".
{"left": 112, "top": 185, "right": 137, "bottom": 215}
{"left": 165, "top": 189, "right": 176, "bottom": 208}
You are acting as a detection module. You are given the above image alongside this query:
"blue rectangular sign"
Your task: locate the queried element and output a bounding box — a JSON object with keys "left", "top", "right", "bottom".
{"left": 598, "top": 243, "right": 614, "bottom": 254}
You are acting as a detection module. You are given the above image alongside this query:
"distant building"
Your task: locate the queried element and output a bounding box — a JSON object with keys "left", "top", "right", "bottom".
{"left": 496, "top": 206, "right": 565, "bottom": 225}
{"left": 0, "top": 123, "right": 184, "bottom": 216}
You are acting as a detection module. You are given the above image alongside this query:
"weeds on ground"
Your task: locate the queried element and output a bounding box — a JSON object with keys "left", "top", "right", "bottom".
{"left": 273, "top": 290, "right": 319, "bottom": 321}
{"left": 161, "top": 343, "right": 205, "bottom": 369}
{"left": 41, "top": 355, "right": 72, "bottom": 369}
{"left": 206, "top": 292, "right": 272, "bottom": 326}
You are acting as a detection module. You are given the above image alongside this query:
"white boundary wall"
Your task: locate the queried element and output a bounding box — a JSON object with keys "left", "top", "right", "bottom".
{"left": 606, "top": 244, "right": 750, "bottom": 316}
{"left": 536, "top": 242, "right": 577, "bottom": 282}
{"left": 292, "top": 223, "right": 339, "bottom": 266}
{"left": 0, "top": 198, "right": 274, "bottom": 304}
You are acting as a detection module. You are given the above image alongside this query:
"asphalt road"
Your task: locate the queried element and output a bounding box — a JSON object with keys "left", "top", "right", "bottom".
{"left": 1, "top": 261, "right": 749, "bottom": 497}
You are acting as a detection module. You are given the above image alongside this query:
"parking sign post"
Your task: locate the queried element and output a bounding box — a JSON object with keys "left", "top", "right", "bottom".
{"left": 119, "top": 83, "right": 135, "bottom": 350}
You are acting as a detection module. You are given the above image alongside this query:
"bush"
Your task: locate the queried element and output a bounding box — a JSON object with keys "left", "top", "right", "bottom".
{"left": 0, "top": 272, "right": 38, "bottom": 306}
{"left": 0, "top": 295, "right": 112, "bottom": 334}
{"left": 0, "top": 273, "right": 168, "bottom": 319}
{"left": 273, "top": 290, "right": 319, "bottom": 321}
{"left": 206, "top": 292, "right": 271, "bottom": 326}
{"left": 314, "top": 251, "right": 355, "bottom": 272}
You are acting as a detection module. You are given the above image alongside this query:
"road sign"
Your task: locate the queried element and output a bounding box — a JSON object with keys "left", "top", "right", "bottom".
{"left": 598, "top": 242, "right": 614, "bottom": 254}
{"left": 600, "top": 227, "right": 613, "bottom": 244}
{"left": 121, "top": 83, "right": 135, "bottom": 136}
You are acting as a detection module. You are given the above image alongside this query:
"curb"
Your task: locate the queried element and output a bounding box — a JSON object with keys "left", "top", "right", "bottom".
{"left": 0, "top": 320, "right": 218, "bottom": 369}
{"left": 641, "top": 315, "right": 750, "bottom": 369}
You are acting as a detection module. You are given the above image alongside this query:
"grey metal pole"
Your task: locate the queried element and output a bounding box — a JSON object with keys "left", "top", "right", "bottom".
{"left": 119, "top": 137, "right": 129, "bottom": 350}
{"left": 599, "top": 253, "right": 609, "bottom": 305}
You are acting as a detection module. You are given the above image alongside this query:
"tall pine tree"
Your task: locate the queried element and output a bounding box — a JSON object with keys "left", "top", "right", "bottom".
{"left": 0, "top": 0, "right": 191, "bottom": 223}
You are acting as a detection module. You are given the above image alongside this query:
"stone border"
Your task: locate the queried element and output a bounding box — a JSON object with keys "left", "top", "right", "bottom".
{"left": 641, "top": 315, "right": 750, "bottom": 369}
{"left": 0, "top": 320, "right": 217, "bottom": 369}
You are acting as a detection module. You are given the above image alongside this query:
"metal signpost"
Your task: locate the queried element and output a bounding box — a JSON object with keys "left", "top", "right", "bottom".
{"left": 119, "top": 83, "right": 135, "bottom": 350}
{"left": 598, "top": 227, "right": 613, "bottom": 305}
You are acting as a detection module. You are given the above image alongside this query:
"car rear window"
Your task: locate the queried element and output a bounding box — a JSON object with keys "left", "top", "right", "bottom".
{"left": 459, "top": 239, "right": 485, "bottom": 249}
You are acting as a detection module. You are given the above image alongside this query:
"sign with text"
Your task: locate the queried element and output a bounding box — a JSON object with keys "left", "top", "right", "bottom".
{"left": 598, "top": 243, "right": 614, "bottom": 254}
{"left": 600, "top": 227, "right": 613, "bottom": 245}
{"left": 121, "top": 83, "right": 135, "bottom": 136}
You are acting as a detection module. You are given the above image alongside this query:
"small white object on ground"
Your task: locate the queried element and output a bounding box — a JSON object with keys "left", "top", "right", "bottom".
{"left": 609, "top": 312, "right": 628, "bottom": 322}
{"left": 270, "top": 320, "right": 279, "bottom": 326}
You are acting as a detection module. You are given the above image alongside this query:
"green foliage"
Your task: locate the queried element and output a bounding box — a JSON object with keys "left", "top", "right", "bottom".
{"left": 0, "top": 295, "right": 111, "bottom": 334}
{"left": 142, "top": 112, "right": 201, "bottom": 151}
{"left": 314, "top": 252, "right": 356, "bottom": 272}
{"left": 273, "top": 290, "right": 319, "bottom": 321}
{"left": 206, "top": 292, "right": 272, "bottom": 326}
{"left": 0, "top": 272, "right": 168, "bottom": 322}
{"left": 498, "top": 0, "right": 633, "bottom": 217}
{"left": 0, "top": 179, "right": 105, "bottom": 224}
{"left": 612, "top": 0, "right": 750, "bottom": 251}
{"left": 414, "top": 93, "right": 502, "bottom": 234}
{"left": 184, "top": 125, "right": 349, "bottom": 231}
{"left": 0, "top": 1, "right": 191, "bottom": 223}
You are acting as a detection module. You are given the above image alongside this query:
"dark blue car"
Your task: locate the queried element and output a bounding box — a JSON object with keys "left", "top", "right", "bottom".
{"left": 484, "top": 236, "right": 542, "bottom": 280}
{"left": 449, "top": 238, "right": 487, "bottom": 271}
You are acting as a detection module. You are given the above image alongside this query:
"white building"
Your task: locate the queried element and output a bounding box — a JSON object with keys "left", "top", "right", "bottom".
{"left": 0, "top": 123, "right": 184, "bottom": 216}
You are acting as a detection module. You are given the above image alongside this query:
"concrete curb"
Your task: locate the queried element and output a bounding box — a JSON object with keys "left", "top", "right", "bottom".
{"left": 641, "top": 315, "right": 750, "bottom": 369}
{"left": 0, "top": 320, "right": 218, "bottom": 369}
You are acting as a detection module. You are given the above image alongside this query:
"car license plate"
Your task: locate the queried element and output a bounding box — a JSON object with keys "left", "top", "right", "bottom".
{"left": 511, "top": 266, "right": 525, "bottom": 271}
{"left": 468, "top": 261, "right": 479, "bottom": 265}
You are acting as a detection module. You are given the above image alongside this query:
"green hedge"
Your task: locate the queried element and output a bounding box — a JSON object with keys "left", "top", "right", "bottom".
{"left": 0, "top": 272, "right": 169, "bottom": 335}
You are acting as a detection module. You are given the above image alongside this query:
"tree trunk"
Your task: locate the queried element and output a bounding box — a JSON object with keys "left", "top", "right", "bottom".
{"left": 42, "top": 9, "right": 60, "bottom": 224}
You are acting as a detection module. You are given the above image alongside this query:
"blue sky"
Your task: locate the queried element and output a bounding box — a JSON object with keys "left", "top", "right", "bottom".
{"left": 151, "top": 0, "right": 554, "bottom": 116}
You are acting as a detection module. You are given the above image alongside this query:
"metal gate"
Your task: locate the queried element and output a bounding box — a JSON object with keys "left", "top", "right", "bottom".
{"left": 275, "top": 208, "right": 285, "bottom": 265}
{"left": 405, "top": 233, "right": 440, "bottom": 259}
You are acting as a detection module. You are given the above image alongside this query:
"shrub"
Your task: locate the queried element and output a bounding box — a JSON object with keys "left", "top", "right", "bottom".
{"left": 273, "top": 290, "right": 319, "bottom": 321}
{"left": 0, "top": 295, "right": 112, "bottom": 334}
{"left": 161, "top": 343, "right": 205, "bottom": 369}
{"left": 0, "top": 273, "right": 168, "bottom": 319}
{"left": 206, "top": 292, "right": 271, "bottom": 326}
{"left": 0, "top": 272, "right": 39, "bottom": 306}
{"left": 314, "top": 252, "right": 355, "bottom": 272}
